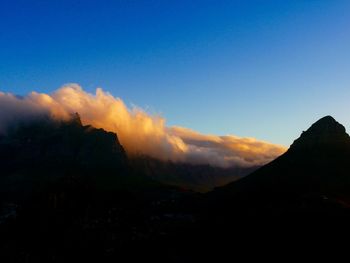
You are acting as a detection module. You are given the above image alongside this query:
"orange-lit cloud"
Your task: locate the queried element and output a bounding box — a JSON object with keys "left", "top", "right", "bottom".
{"left": 0, "top": 84, "right": 287, "bottom": 167}
{"left": 168, "top": 127, "right": 286, "bottom": 167}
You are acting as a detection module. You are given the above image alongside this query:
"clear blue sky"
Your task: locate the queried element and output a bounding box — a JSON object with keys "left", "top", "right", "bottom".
{"left": 1, "top": 0, "right": 350, "bottom": 146}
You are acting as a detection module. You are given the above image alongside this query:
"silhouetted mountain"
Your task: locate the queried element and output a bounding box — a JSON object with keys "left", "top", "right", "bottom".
{"left": 0, "top": 114, "right": 257, "bottom": 198}
{"left": 129, "top": 155, "right": 258, "bottom": 192}
{"left": 0, "top": 115, "right": 197, "bottom": 263}
{"left": 209, "top": 115, "right": 350, "bottom": 213}
{"left": 1, "top": 115, "right": 350, "bottom": 263}
{"left": 172, "top": 116, "right": 350, "bottom": 261}
{"left": 0, "top": 114, "right": 133, "bottom": 202}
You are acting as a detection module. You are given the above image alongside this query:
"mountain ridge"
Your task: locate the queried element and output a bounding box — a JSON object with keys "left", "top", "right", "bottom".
{"left": 207, "top": 115, "right": 350, "bottom": 213}
{"left": 290, "top": 115, "right": 350, "bottom": 151}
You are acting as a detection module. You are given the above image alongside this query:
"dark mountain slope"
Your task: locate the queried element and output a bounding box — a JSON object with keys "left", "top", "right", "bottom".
{"left": 129, "top": 155, "right": 258, "bottom": 192}
{"left": 0, "top": 114, "right": 132, "bottom": 202}
{"left": 0, "top": 116, "right": 191, "bottom": 262}
{"left": 208, "top": 116, "right": 350, "bottom": 213}
{"left": 172, "top": 116, "right": 350, "bottom": 261}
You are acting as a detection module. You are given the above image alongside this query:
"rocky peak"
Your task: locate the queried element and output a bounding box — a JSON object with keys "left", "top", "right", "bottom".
{"left": 305, "top": 115, "right": 345, "bottom": 136}
{"left": 69, "top": 112, "right": 83, "bottom": 126}
{"left": 290, "top": 115, "right": 350, "bottom": 151}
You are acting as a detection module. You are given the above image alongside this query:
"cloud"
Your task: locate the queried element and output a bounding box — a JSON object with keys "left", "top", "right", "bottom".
{"left": 168, "top": 126, "right": 286, "bottom": 167}
{"left": 0, "top": 84, "right": 286, "bottom": 167}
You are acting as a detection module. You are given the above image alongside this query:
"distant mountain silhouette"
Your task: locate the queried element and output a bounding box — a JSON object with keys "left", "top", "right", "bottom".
{"left": 209, "top": 115, "right": 350, "bottom": 212}
{"left": 129, "top": 155, "right": 257, "bottom": 192}
{"left": 0, "top": 114, "right": 251, "bottom": 202}
{"left": 0, "top": 114, "right": 133, "bottom": 202}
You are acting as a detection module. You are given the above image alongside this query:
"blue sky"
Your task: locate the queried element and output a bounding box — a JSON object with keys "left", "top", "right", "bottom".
{"left": 1, "top": 0, "right": 350, "bottom": 146}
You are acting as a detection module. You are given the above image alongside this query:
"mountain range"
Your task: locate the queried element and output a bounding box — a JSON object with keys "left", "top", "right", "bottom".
{"left": 0, "top": 113, "right": 255, "bottom": 200}
{"left": 1, "top": 114, "right": 350, "bottom": 262}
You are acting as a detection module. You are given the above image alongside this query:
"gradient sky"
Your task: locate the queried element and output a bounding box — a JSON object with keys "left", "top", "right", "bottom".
{"left": 1, "top": 0, "right": 350, "bottom": 146}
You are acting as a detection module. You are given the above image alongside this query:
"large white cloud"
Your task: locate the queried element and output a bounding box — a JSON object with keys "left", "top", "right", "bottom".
{"left": 0, "top": 84, "right": 287, "bottom": 167}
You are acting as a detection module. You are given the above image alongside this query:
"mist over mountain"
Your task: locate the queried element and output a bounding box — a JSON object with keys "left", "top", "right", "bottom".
{"left": 0, "top": 85, "right": 286, "bottom": 168}
{"left": 0, "top": 113, "right": 257, "bottom": 201}
{"left": 130, "top": 155, "right": 258, "bottom": 192}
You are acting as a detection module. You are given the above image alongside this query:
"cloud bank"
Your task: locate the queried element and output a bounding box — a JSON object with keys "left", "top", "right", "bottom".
{"left": 0, "top": 84, "right": 286, "bottom": 168}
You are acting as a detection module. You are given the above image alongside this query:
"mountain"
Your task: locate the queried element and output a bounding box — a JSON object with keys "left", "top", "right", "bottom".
{"left": 209, "top": 115, "right": 350, "bottom": 212}
{"left": 129, "top": 155, "right": 258, "bottom": 192}
{"left": 0, "top": 115, "right": 186, "bottom": 261}
{"left": 0, "top": 114, "right": 258, "bottom": 198}
{"left": 0, "top": 115, "right": 199, "bottom": 262}
{"left": 0, "top": 113, "right": 127, "bottom": 172}
{"left": 0, "top": 114, "right": 133, "bottom": 202}
{"left": 1, "top": 115, "right": 350, "bottom": 262}
{"left": 176, "top": 116, "right": 350, "bottom": 260}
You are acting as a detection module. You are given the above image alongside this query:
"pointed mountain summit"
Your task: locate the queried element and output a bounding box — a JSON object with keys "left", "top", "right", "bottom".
{"left": 303, "top": 115, "right": 344, "bottom": 135}
{"left": 211, "top": 116, "right": 350, "bottom": 212}
{"left": 290, "top": 115, "right": 350, "bottom": 151}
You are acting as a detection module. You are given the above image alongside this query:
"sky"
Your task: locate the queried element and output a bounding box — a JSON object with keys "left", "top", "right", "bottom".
{"left": 1, "top": 0, "right": 350, "bottom": 146}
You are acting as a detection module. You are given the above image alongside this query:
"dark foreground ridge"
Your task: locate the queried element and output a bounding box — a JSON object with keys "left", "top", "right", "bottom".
{"left": 1, "top": 115, "right": 350, "bottom": 262}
